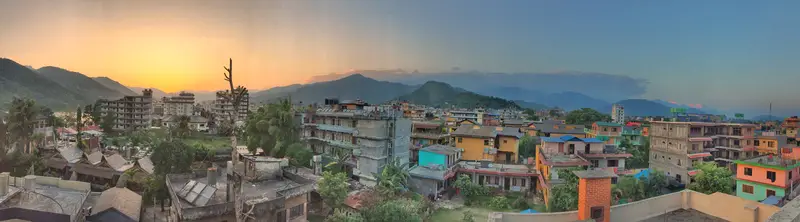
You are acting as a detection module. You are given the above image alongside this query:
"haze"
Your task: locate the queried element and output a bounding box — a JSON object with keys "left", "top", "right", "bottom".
{"left": 1, "top": 0, "right": 799, "bottom": 113}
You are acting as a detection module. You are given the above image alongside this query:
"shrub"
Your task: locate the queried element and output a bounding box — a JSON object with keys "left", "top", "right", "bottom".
{"left": 462, "top": 211, "right": 475, "bottom": 222}
{"left": 511, "top": 196, "right": 529, "bottom": 210}
{"left": 489, "top": 196, "right": 512, "bottom": 210}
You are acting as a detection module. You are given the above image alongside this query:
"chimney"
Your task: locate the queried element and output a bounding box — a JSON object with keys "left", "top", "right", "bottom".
{"left": 0, "top": 172, "right": 9, "bottom": 196}
{"left": 126, "top": 148, "right": 132, "bottom": 159}
{"left": 312, "top": 155, "right": 323, "bottom": 175}
{"left": 115, "top": 174, "right": 129, "bottom": 188}
{"left": 23, "top": 175, "right": 36, "bottom": 191}
{"left": 207, "top": 167, "right": 218, "bottom": 186}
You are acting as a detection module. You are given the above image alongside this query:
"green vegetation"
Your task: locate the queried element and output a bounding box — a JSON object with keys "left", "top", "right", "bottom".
{"left": 1, "top": 98, "right": 51, "bottom": 176}
{"left": 318, "top": 171, "right": 350, "bottom": 210}
{"left": 564, "top": 108, "right": 612, "bottom": 127}
{"left": 375, "top": 158, "right": 411, "bottom": 196}
{"left": 549, "top": 167, "right": 581, "bottom": 212}
{"left": 0, "top": 58, "right": 91, "bottom": 110}
{"left": 612, "top": 170, "right": 667, "bottom": 204}
{"left": 397, "top": 81, "right": 520, "bottom": 109}
{"left": 688, "top": 162, "right": 734, "bottom": 194}
{"left": 624, "top": 138, "right": 650, "bottom": 169}
{"left": 522, "top": 108, "right": 539, "bottom": 121}
{"left": 453, "top": 174, "right": 491, "bottom": 205}
{"left": 518, "top": 135, "right": 539, "bottom": 159}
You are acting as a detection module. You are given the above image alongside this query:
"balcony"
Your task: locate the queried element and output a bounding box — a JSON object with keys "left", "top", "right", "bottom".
{"left": 622, "top": 129, "right": 642, "bottom": 136}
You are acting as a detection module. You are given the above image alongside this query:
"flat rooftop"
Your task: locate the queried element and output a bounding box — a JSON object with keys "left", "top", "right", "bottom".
{"left": 540, "top": 152, "right": 590, "bottom": 166}
{"left": 1, "top": 183, "right": 92, "bottom": 221}
{"left": 457, "top": 161, "right": 537, "bottom": 176}
{"left": 642, "top": 209, "right": 726, "bottom": 222}
{"left": 168, "top": 171, "right": 230, "bottom": 208}
{"left": 737, "top": 155, "right": 800, "bottom": 169}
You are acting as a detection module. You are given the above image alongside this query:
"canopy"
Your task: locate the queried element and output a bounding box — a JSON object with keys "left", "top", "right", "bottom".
{"left": 520, "top": 209, "right": 538, "bottom": 214}
{"left": 761, "top": 196, "right": 781, "bottom": 206}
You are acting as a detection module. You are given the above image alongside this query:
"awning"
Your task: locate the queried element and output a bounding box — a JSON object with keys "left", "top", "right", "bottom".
{"left": 687, "top": 153, "right": 712, "bottom": 159}
{"left": 688, "top": 170, "right": 700, "bottom": 176}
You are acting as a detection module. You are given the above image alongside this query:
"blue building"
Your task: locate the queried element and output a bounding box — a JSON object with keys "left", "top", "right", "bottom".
{"left": 408, "top": 145, "right": 462, "bottom": 198}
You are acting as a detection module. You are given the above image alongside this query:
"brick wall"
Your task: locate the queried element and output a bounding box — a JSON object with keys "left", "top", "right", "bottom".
{"left": 577, "top": 178, "right": 611, "bottom": 222}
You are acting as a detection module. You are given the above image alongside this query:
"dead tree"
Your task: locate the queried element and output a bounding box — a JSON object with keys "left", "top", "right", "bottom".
{"left": 222, "top": 58, "right": 248, "bottom": 221}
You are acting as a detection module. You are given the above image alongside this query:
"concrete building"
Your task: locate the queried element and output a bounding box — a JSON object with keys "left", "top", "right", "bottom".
{"left": 448, "top": 110, "right": 481, "bottom": 124}
{"left": 166, "top": 156, "right": 316, "bottom": 222}
{"left": 611, "top": 104, "right": 624, "bottom": 124}
{"left": 782, "top": 116, "right": 799, "bottom": 138}
{"left": 525, "top": 120, "right": 586, "bottom": 138}
{"left": 407, "top": 145, "right": 461, "bottom": 198}
{"left": 162, "top": 92, "right": 196, "bottom": 116}
{"left": 756, "top": 135, "right": 788, "bottom": 154}
{"left": 587, "top": 122, "right": 624, "bottom": 146}
{"left": 735, "top": 155, "right": 800, "bottom": 203}
{"left": 649, "top": 121, "right": 757, "bottom": 185}
{"left": 450, "top": 124, "right": 522, "bottom": 164}
{"left": 621, "top": 125, "right": 646, "bottom": 146}
{"left": 301, "top": 99, "right": 411, "bottom": 187}
{"left": 212, "top": 89, "right": 249, "bottom": 124}
{"left": 161, "top": 115, "right": 210, "bottom": 132}
{"left": 0, "top": 173, "right": 95, "bottom": 222}
{"left": 410, "top": 121, "right": 449, "bottom": 164}
{"left": 489, "top": 169, "right": 784, "bottom": 222}
{"left": 457, "top": 161, "right": 537, "bottom": 193}
{"left": 98, "top": 89, "right": 154, "bottom": 130}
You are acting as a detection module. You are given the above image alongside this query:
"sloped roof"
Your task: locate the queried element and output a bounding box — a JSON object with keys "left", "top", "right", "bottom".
{"left": 452, "top": 125, "right": 496, "bottom": 138}
{"left": 87, "top": 151, "right": 104, "bottom": 165}
{"left": 498, "top": 127, "right": 523, "bottom": 138}
{"left": 137, "top": 156, "right": 155, "bottom": 174}
{"left": 106, "top": 153, "right": 133, "bottom": 172}
{"left": 540, "top": 136, "right": 604, "bottom": 143}
{"left": 57, "top": 146, "right": 84, "bottom": 164}
{"left": 530, "top": 123, "right": 586, "bottom": 134}
{"left": 92, "top": 187, "right": 142, "bottom": 221}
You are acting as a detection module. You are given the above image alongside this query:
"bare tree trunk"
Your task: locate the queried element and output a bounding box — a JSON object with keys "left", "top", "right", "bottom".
{"left": 223, "top": 58, "right": 242, "bottom": 222}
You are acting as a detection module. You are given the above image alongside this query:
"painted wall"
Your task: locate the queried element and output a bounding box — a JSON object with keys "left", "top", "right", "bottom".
{"left": 737, "top": 179, "right": 786, "bottom": 201}
{"left": 550, "top": 133, "right": 586, "bottom": 138}
{"left": 418, "top": 150, "right": 446, "bottom": 167}
{"left": 497, "top": 136, "right": 519, "bottom": 162}
{"left": 455, "top": 137, "right": 494, "bottom": 161}
{"left": 737, "top": 163, "right": 790, "bottom": 188}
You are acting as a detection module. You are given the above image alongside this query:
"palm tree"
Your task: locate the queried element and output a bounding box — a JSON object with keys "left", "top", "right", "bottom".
{"left": 374, "top": 157, "right": 411, "bottom": 196}
{"left": 7, "top": 98, "right": 37, "bottom": 153}
{"left": 175, "top": 115, "right": 191, "bottom": 138}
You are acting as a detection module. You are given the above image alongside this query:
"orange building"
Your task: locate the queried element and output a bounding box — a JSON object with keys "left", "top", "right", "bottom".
{"left": 735, "top": 152, "right": 800, "bottom": 202}
{"left": 451, "top": 124, "right": 522, "bottom": 163}
{"left": 575, "top": 169, "right": 615, "bottom": 222}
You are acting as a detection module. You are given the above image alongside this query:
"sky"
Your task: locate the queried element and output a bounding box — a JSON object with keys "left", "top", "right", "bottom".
{"left": 1, "top": 0, "right": 799, "bottom": 113}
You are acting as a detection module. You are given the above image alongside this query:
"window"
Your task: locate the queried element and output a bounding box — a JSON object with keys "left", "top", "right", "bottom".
{"left": 591, "top": 207, "right": 604, "bottom": 219}
{"left": 767, "top": 189, "right": 776, "bottom": 197}
{"left": 612, "top": 128, "right": 617, "bottom": 132}
{"left": 504, "top": 140, "right": 508, "bottom": 144}
{"left": 484, "top": 140, "right": 490, "bottom": 145}
{"left": 521, "top": 179, "right": 526, "bottom": 187}
{"left": 744, "top": 167, "right": 753, "bottom": 176}
{"left": 608, "top": 160, "right": 618, "bottom": 167}
{"left": 603, "top": 127, "right": 608, "bottom": 132}
{"left": 743, "top": 185, "right": 754, "bottom": 194}
{"left": 677, "top": 160, "right": 682, "bottom": 166}
{"left": 767, "top": 171, "right": 777, "bottom": 182}
{"left": 512, "top": 178, "right": 518, "bottom": 186}
{"left": 458, "top": 137, "right": 463, "bottom": 143}
{"left": 611, "top": 177, "right": 618, "bottom": 184}
{"left": 289, "top": 204, "right": 305, "bottom": 219}
{"left": 692, "top": 144, "right": 698, "bottom": 151}
{"left": 755, "top": 140, "right": 760, "bottom": 146}
{"left": 792, "top": 171, "right": 794, "bottom": 180}
{"left": 591, "top": 160, "right": 599, "bottom": 167}
{"left": 768, "top": 141, "right": 775, "bottom": 147}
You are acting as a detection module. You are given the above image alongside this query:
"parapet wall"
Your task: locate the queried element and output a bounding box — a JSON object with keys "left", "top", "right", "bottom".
{"left": 7, "top": 175, "right": 91, "bottom": 192}
{"left": 489, "top": 190, "right": 781, "bottom": 222}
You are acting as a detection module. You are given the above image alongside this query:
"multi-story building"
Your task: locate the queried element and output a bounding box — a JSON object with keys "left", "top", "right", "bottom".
{"left": 611, "top": 104, "right": 625, "bottom": 124}
{"left": 410, "top": 121, "right": 449, "bottom": 164}
{"left": 212, "top": 89, "right": 249, "bottom": 124}
{"left": 98, "top": 89, "right": 154, "bottom": 130}
{"left": 301, "top": 99, "right": 411, "bottom": 187}
{"left": 756, "top": 135, "right": 788, "bottom": 155}
{"left": 783, "top": 116, "right": 799, "bottom": 138}
{"left": 587, "top": 122, "right": 624, "bottom": 146}
{"left": 621, "top": 125, "right": 646, "bottom": 146}
{"left": 408, "top": 145, "right": 462, "bottom": 198}
{"left": 735, "top": 154, "right": 800, "bottom": 203}
{"left": 450, "top": 124, "right": 522, "bottom": 163}
{"left": 526, "top": 120, "right": 586, "bottom": 138}
{"left": 648, "top": 121, "right": 756, "bottom": 185}
{"left": 448, "top": 110, "right": 481, "bottom": 125}
{"left": 162, "top": 91, "right": 196, "bottom": 116}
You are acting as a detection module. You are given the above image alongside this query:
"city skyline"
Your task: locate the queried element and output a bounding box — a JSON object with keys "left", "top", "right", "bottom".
{"left": 2, "top": 0, "right": 799, "bottom": 114}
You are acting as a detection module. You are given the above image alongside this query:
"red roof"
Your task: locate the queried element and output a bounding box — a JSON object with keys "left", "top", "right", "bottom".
{"left": 687, "top": 153, "right": 712, "bottom": 159}
{"left": 688, "top": 170, "right": 699, "bottom": 176}
{"left": 580, "top": 153, "right": 633, "bottom": 158}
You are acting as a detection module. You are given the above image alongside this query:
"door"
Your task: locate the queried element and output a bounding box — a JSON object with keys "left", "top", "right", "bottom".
{"left": 505, "top": 152, "right": 512, "bottom": 163}
{"left": 767, "top": 189, "right": 776, "bottom": 197}
{"left": 504, "top": 178, "right": 511, "bottom": 190}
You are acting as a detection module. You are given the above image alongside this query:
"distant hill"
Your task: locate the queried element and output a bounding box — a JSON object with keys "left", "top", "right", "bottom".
{"left": 250, "top": 84, "right": 303, "bottom": 104}
{"left": 604, "top": 99, "right": 706, "bottom": 117}
{"left": 513, "top": 100, "right": 548, "bottom": 110}
{"left": 252, "top": 74, "right": 415, "bottom": 104}
{"left": 751, "top": 115, "right": 785, "bottom": 122}
{"left": 93, "top": 77, "right": 138, "bottom": 96}
{"left": 37, "top": 66, "right": 126, "bottom": 101}
{"left": 128, "top": 87, "right": 168, "bottom": 99}
{"left": 0, "top": 58, "right": 90, "bottom": 110}
{"left": 397, "top": 81, "right": 520, "bottom": 109}
{"left": 475, "top": 87, "right": 608, "bottom": 111}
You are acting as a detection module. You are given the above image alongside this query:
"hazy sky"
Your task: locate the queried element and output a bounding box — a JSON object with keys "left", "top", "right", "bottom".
{"left": 1, "top": 0, "right": 799, "bottom": 112}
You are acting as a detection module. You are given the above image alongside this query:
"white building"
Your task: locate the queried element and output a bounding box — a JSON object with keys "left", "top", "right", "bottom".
{"left": 212, "top": 89, "right": 249, "bottom": 124}
{"left": 612, "top": 104, "right": 625, "bottom": 124}
{"left": 163, "top": 92, "right": 195, "bottom": 116}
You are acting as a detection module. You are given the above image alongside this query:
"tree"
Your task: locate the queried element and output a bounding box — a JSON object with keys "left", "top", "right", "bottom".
{"left": 84, "top": 103, "right": 102, "bottom": 126}
{"left": 453, "top": 174, "right": 489, "bottom": 205}
{"left": 375, "top": 157, "right": 410, "bottom": 196}
{"left": 625, "top": 138, "right": 650, "bottom": 169}
{"left": 613, "top": 176, "right": 645, "bottom": 203}
{"left": 642, "top": 169, "right": 667, "bottom": 197}
{"left": 318, "top": 171, "right": 349, "bottom": 210}
{"left": 326, "top": 209, "right": 365, "bottom": 222}
{"left": 100, "top": 111, "right": 116, "bottom": 135}
{"left": 149, "top": 140, "right": 196, "bottom": 210}
{"left": 564, "top": 108, "right": 612, "bottom": 127}
{"left": 7, "top": 97, "right": 37, "bottom": 153}
{"left": 286, "top": 143, "right": 313, "bottom": 167}
{"left": 523, "top": 108, "right": 539, "bottom": 121}
{"left": 76, "top": 106, "right": 85, "bottom": 151}
{"left": 688, "top": 162, "right": 734, "bottom": 194}
{"left": 518, "top": 135, "right": 539, "bottom": 159}
{"left": 361, "top": 199, "right": 424, "bottom": 222}
{"left": 548, "top": 167, "right": 581, "bottom": 212}
{"left": 245, "top": 98, "right": 299, "bottom": 156}
{"left": 172, "top": 115, "right": 192, "bottom": 138}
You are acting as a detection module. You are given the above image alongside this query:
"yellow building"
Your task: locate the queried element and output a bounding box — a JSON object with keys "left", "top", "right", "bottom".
{"left": 755, "top": 135, "right": 787, "bottom": 154}
{"left": 451, "top": 124, "right": 522, "bottom": 163}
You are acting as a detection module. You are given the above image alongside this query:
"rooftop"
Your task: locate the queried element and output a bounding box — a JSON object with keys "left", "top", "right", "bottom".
{"left": 0, "top": 178, "right": 92, "bottom": 222}
{"left": 167, "top": 171, "right": 230, "bottom": 208}
{"left": 420, "top": 145, "right": 461, "bottom": 155}
{"left": 539, "top": 152, "right": 591, "bottom": 167}
{"left": 457, "top": 161, "right": 537, "bottom": 176}
{"left": 736, "top": 155, "right": 800, "bottom": 170}
{"left": 573, "top": 169, "right": 618, "bottom": 179}
{"left": 595, "top": 122, "right": 622, "bottom": 127}
{"left": 530, "top": 122, "right": 586, "bottom": 134}
{"left": 540, "top": 135, "right": 604, "bottom": 144}
{"left": 641, "top": 209, "right": 726, "bottom": 222}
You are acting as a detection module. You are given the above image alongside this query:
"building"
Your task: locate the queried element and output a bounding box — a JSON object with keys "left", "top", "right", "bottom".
{"left": 525, "top": 120, "right": 586, "bottom": 138}
{"left": 735, "top": 154, "right": 800, "bottom": 203}
{"left": 648, "top": 121, "right": 757, "bottom": 185}
{"left": 301, "top": 99, "right": 411, "bottom": 187}
{"left": 408, "top": 145, "right": 461, "bottom": 198}
{"left": 410, "top": 121, "right": 450, "bottom": 164}
{"left": 167, "top": 157, "right": 316, "bottom": 222}
{"left": 161, "top": 115, "right": 210, "bottom": 132}
{"left": 212, "top": 89, "right": 249, "bottom": 124}
{"left": 756, "top": 135, "right": 788, "bottom": 154}
{"left": 488, "top": 169, "right": 784, "bottom": 222}
{"left": 621, "top": 125, "right": 646, "bottom": 146}
{"left": 450, "top": 124, "right": 522, "bottom": 163}
{"left": 783, "top": 116, "right": 800, "bottom": 138}
{"left": 587, "top": 122, "right": 624, "bottom": 146}
{"left": 98, "top": 89, "right": 154, "bottom": 130}
{"left": 45, "top": 146, "right": 135, "bottom": 188}
{"left": 0, "top": 173, "right": 95, "bottom": 222}
{"left": 87, "top": 176, "right": 143, "bottom": 222}
{"left": 611, "top": 104, "right": 624, "bottom": 124}
{"left": 457, "top": 161, "right": 537, "bottom": 193}
{"left": 500, "top": 119, "right": 528, "bottom": 130}
{"left": 162, "top": 92, "right": 196, "bottom": 116}
{"left": 448, "top": 110, "right": 481, "bottom": 124}
{"left": 536, "top": 135, "right": 632, "bottom": 208}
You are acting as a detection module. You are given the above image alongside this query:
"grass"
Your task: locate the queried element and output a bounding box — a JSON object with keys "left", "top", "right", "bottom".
{"left": 307, "top": 215, "right": 327, "bottom": 222}
{"left": 430, "top": 207, "right": 498, "bottom": 222}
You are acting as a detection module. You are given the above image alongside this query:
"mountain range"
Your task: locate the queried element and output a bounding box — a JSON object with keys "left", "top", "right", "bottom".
{"left": 251, "top": 74, "right": 416, "bottom": 105}
{"left": 397, "top": 81, "right": 520, "bottom": 109}
{"left": 0, "top": 58, "right": 91, "bottom": 110}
